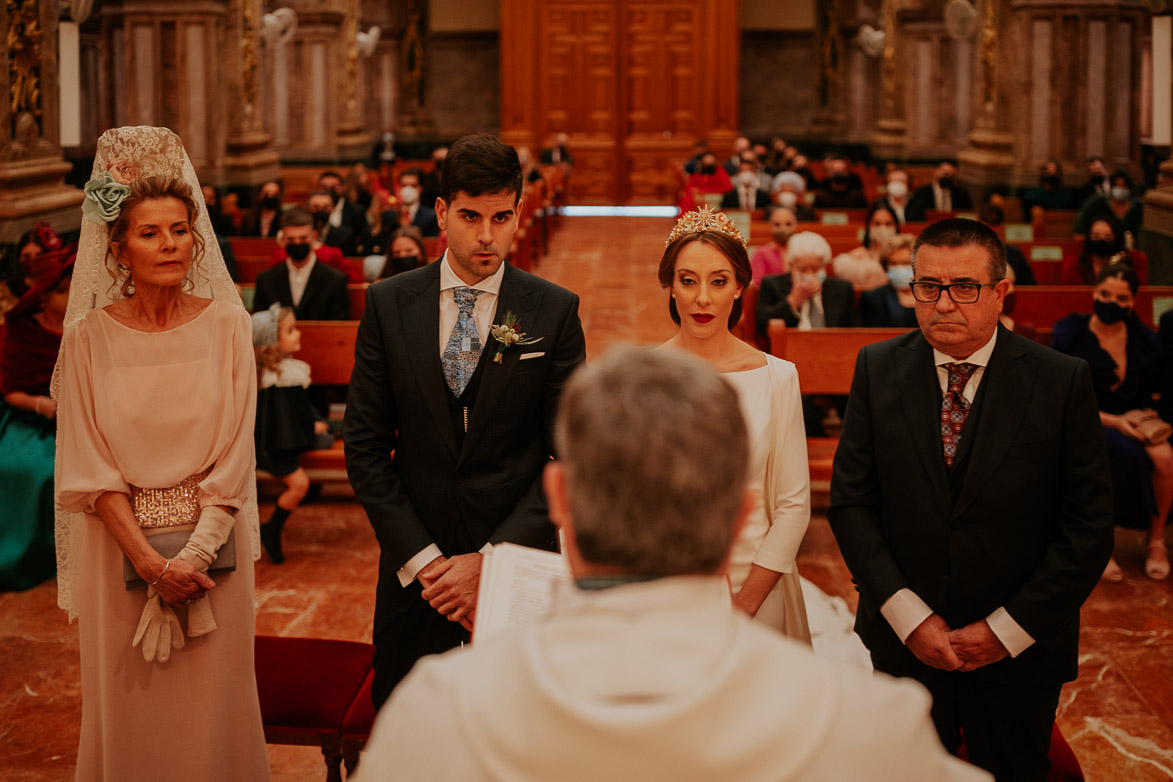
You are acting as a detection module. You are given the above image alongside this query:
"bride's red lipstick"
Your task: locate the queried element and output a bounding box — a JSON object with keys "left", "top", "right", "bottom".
{"left": 691, "top": 313, "right": 715, "bottom": 324}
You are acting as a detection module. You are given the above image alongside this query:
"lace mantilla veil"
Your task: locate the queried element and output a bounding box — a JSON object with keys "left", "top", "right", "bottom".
{"left": 50, "top": 126, "right": 261, "bottom": 620}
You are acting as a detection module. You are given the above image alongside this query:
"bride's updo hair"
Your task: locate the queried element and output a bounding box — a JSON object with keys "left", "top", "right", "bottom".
{"left": 105, "top": 176, "right": 206, "bottom": 295}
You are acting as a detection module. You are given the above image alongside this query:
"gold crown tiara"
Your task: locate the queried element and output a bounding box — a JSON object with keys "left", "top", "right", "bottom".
{"left": 665, "top": 205, "right": 748, "bottom": 248}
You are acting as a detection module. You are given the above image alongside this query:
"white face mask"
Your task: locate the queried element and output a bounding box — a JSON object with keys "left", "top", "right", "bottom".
{"left": 886, "top": 181, "right": 908, "bottom": 199}
{"left": 399, "top": 185, "right": 420, "bottom": 206}
{"left": 778, "top": 191, "right": 799, "bottom": 208}
{"left": 870, "top": 225, "right": 896, "bottom": 244}
{"left": 738, "top": 171, "right": 758, "bottom": 188}
{"left": 1111, "top": 186, "right": 1130, "bottom": 202}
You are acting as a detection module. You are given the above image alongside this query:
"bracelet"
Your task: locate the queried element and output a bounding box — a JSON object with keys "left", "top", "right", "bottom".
{"left": 150, "top": 559, "right": 171, "bottom": 586}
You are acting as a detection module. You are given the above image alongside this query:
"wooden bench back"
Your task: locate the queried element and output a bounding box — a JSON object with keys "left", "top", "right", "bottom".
{"left": 294, "top": 322, "right": 360, "bottom": 385}
{"left": 767, "top": 324, "right": 911, "bottom": 395}
{"left": 1015, "top": 286, "right": 1173, "bottom": 330}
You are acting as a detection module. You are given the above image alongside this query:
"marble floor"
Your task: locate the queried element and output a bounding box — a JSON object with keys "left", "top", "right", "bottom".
{"left": 2, "top": 216, "right": 1171, "bottom": 781}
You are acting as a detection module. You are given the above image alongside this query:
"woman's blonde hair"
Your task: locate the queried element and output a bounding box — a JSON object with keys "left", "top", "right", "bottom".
{"left": 106, "top": 176, "right": 206, "bottom": 297}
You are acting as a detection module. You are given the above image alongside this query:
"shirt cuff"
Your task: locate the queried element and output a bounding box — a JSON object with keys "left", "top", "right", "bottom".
{"left": 880, "top": 589, "right": 934, "bottom": 644}
{"left": 986, "top": 607, "right": 1035, "bottom": 658}
{"left": 479, "top": 542, "right": 494, "bottom": 556}
{"left": 397, "top": 544, "right": 444, "bottom": 588}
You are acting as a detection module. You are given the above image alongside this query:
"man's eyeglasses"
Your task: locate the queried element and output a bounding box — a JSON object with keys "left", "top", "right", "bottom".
{"left": 909, "top": 281, "right": 997, "bottom": 304}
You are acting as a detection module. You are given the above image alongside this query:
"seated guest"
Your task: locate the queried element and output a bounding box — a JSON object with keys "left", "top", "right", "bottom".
{"left": 396, "top": 169, "right": 440, "bottom": 237}
{"left": 1021, "top": 159, "right": 1079, "bottom": 215}
{"left": 254, "top": 208, "right": 350, "bottom": 320}
{"left": 1076, "top": 155, "right": 1112, "bottom": 204}
{"left": 318, "top": 168, "right": 371, "bottom": 239}
{"left": 1074, "top": 168, "right": 1143, "bottom": 239}
{"left": 996, "top": 265, "right": 1035, "bottom": 339}
{"left": 756, "top": 231, "right": 857, "bottom": 341}
{"left": 352, "top": 346, "right": 989, "bottom": 782}
{"left": 814, "top": 156, "right": 867, "bottom": 209}
{"left": 201, "top": 185, "right": 235, "bottom": 236}
{"left": 307, "top": 188, "right": 364, "bottom": 258}
{"left": 682, "top": 138, "right": 709, "bottom": 174}
{"left": 364, "top": 226, "right": 428, "bottom": 282}
{"left": 420, "top": 147, "right": 447, "bottom": 206}
{"left": 0, "top": 245, "right": 74, "bottom": 591}
{"left": 768, "top": 172, "right": 816, "bottom": 221}
{"left": 1052, "top": 265, "right": 1170, "bottom": 582}
{"left": 721, "top": 153, "right": 770, "bottom": 211}
{"left": 370, "top": 130, "right": 400, "bottom": 179}
{"left": 539, "top": 132, "right": 574, "bottom": 167}
{"left": 1061, "top": 215, "right": 1147, "bottom": 285}
{"left": 1, "top": 222, "right": 61, "bottom": 316}
{"left": 680, "top": 151, "right": 732, "bottom": 213}
{"left": 722, "top": 134, "right": 752, "bottom": 175}
{"left": 832, "top": 202, "right": 899, "bottom": 289}
{"left": 750, "top": 206, "right": 797, "bottom": 284}
{"left": 243, "top": 179, "right": 285, "bottom": 238}
{"left": 873, "top": 167, "right": 926, "bottom": 224}
{"left": 516, "top": 146, "right": 546, "bottom": 184}
{"left": 790, "top": 153, "right": 818, "bottom": 192}
{"left": 859, "top": 234, "right": 918, "bottom": 328}
{"left": 909, "top": 160, "right": 972, "bottom": 213}
{"left": 270, "top": 201, "right": 363, "bottom": 283}
{"left": 977, "top": 203, "right": 1036, "bottom": 284}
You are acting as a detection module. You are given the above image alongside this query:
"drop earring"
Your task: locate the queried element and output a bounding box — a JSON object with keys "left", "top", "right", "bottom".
{"left": 120, "top": 264, "right": 135, "bottom": 296}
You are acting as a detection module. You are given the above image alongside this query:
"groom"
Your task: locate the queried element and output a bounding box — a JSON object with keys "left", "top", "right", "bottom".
{"left": 344, "top": 134, "right": 587, "bottom": 708}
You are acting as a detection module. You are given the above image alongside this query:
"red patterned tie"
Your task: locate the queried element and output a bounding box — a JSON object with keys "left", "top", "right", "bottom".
{"left": 941, "top": 362, "right": 977, "bottom": 467}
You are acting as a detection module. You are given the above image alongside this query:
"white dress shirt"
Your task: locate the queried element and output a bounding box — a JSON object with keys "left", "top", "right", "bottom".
{"left": 285, "top": 255, "right": 317, "bottom": 308}
{"left": 932, "top": 182, "right": 952, "bottom": 212}
{"left": 398, "top": 251, "right": 504, "bottom": 586}
{"left": 879, "top": 329, "right": 1035, "bottom": 658}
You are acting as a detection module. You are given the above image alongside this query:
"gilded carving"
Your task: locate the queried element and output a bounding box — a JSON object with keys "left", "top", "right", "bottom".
{"left": 980, "top": 0, "right": 997, "bottom": 108}
{"left": 241, "top": 1, "right": 258, "bottom": 109}
{"left": 7, "top": 0, "right": 43, "bottom": 123}
{"left": 818, "top": 0, "right": 841, "bottom": 108}
{"left": 404, "top": 0, "right": 426, "bottom": 109}
{"left": 881, "top": 0, "right": 896, "bottom": 118}
{"left": 345, "top": 0, "right": 359, "bottom": 111}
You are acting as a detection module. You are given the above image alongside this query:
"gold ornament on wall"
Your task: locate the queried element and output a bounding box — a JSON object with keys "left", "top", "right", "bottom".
{"left": 7, "top": 0, "right": 43, "bottom": 122}
{"left": 345, "top": 0, "right": 359, "bottom": 112}
{"left": 241, "top": 2, "right": 258, "bottom": 110}
{"left": 979, "top": 0, "right": 998, "bottom": 108}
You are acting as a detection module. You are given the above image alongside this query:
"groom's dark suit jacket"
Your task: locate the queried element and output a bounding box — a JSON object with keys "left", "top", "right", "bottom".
{"left": 344, "top": 260, "right": 586, "bottom": 640}
{"left": 829, "top": 325, "right": 1112, "bottom": 685}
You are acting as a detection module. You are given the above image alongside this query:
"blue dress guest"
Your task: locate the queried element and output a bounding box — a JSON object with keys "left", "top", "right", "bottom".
{"left": 0, "top": 245, "right": 74, "bottom": 590}
{"left": 1052, "top": 264, "right": 1171, "bottom": 582}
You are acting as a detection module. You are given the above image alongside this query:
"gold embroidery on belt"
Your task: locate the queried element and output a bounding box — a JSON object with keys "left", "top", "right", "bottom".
{"left": 130, "top": 469, "right": 210, "bottom": 528}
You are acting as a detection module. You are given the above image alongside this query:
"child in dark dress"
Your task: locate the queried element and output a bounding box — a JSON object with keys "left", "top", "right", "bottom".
{"left": 252, "top": 304, "right": 332, "bottom": 563}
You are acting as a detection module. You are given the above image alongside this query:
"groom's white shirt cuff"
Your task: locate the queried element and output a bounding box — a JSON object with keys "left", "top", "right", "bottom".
{"left": 881, "top": 589, "right": 1034, "bottom": 657}
{"left": 398, "top": 542, "right": 496, "bottom": 587}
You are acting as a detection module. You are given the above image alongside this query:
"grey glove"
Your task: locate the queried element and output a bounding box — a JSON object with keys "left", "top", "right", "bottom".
{"left": 133, "top": 586, "right": 185, "bottom": 663}
{"left": 175, "top": 506, "right": 235, "bottom": 638}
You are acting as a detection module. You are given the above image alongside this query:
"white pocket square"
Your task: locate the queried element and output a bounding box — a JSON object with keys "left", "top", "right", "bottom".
{"left": 519, "top": 352, "right": 545, "bottom": 360}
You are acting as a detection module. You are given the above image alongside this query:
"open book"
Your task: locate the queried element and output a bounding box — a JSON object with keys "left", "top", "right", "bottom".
{"left": 473, "top": 543, "right": 572, "bottom": 646}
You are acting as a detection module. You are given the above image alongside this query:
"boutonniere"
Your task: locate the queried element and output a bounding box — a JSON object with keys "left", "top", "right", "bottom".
{"left": 490, "top": 311, "right": 542, "bottom": 363}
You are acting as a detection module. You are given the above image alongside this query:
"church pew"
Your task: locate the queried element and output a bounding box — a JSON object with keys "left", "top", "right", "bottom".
{"left": 1014, "top": 286, "right": 1173, "bottom": 330}
{"left": 1034, "top": 209, "right": 1080, "bottom": 238}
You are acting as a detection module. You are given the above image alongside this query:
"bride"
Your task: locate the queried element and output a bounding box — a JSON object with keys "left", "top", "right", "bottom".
{"left": 657, "top": 206, "right": 812, "bottom": 642}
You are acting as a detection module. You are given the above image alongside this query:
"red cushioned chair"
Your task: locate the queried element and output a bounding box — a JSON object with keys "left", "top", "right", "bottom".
{"left": 957, "top": 723, "right": 1084, "bottom": 781}
{"left": 254, "top": 636, "right": 375, "bottom": 782}
{"left": 341, "top": 669, "right": 377, "bottom": 776}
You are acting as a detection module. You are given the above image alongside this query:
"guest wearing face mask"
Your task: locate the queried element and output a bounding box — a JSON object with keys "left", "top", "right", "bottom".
{"left": 909, "top": 161, "right": 972, "bottom": 214}
{"left": 750, "top": 206, "right": 797, "bottom": 284}
{"left": 1077, "top": 156, "right": 1112, "bottom": 204}
{"left": 244, "top": 180, "right": 285, "bottom": 239}
{"left": 756, "top": 231, "right": 858, "bottom": 341}
{"left": 721, "top": 154, "right": 771, "bottom": 211}
{"left": 371, "top": 130, "right": 400, "bottom": 188}
{"left": 814, "top": 157, "right": 867, "bottom": 209}
{"left": 768, "top": 172, "right": 816, "bottom": 221}
{"left": 255, "top": 208, "right": 352, "bottom": 320}
{"left": 396, "top": 170, "right": 440, "bottom": 237}
{"left": 363, "top": 226, "right": 429, "bottom": 282}
{"left": 1061, "top": 215, "right": 1148, "bottom": 285}
{"left": 859, "top": 234, "right": 918, "bottom": 328}
{"left": 872, "top": 168, "right": 926, "bottom": 224}
{"left": 680, "top": 152, "right": 732, "bottom": 213}
{"left": 305, "top": 189, "right": 363, "bottom": 258}
{"left": 1053, "top": 264, "right": 1171, "bottom": 582}
{"left": 201, "top": 185, "right": 237, "bottom": 237}
{"left": 832, "top": 202, "right": 900, "bottom": 289}
{"left": 266, "top": 204, "right": 363, "bottom": 284}
{"left": 1074, "top": 169, "right": 1144, "bottom": 240}
{"left": 1021, "top": 160, "right": 1078, "bottom": 216}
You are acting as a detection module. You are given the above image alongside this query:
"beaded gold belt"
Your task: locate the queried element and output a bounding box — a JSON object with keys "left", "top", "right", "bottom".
{"left": 130, "top": 469, "right": 209, "bottom": 529}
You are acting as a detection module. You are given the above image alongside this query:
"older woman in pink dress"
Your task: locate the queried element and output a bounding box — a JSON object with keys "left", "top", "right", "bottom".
{"left": 54, "top": 128, "right": 269, "bottom": 781}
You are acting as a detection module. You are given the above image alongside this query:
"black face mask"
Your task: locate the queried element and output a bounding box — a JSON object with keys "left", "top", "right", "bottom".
{"left": 391, "top": 254, "right": 421, "bottom": 274}
{"left": 260, "top": 196, "right": 280, "bottom": 210}
{"left": 700, "top": 164, "right": 716, "bottom": 175}
{"left": 1088, "top": 239, "right": 1118, "bottom": 258}
{"left": 1094, "top": 298, "right": 1130, "bottom": 325}
{"left": 1042, "top": 175, "right": 1061, "bottom": 189}
{"left": 311, "top": 211, "right": 330, "bottom": 229}
{"left": 1090, "top": 174, "right": 1106, "bottom": 185}
{"left": 830, "top": 172, "right": 848, "bottom": 186}
{"left": 286, "top": 243, "right": 311, "bottom": 261}
{"left": 357, "top": 191, "right": 373, "bottom": 209}
{"left": 938, "top": 177, "right": 954, "bottom": 189}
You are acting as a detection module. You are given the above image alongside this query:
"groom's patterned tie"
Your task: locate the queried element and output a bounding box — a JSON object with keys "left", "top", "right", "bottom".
{"left": 442, "top": 287, "right": 483, "bottom": 397}
{"left": 940, "top": 362, "right": 977, "bottom": 467}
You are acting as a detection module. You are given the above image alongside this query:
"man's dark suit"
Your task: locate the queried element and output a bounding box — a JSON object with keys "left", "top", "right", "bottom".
{"left": 829, "top": 326, "right": 1112, "bottom": 778}
{"left": 343, "top": 260, "right": 586, "bottom": 708}
{"left": 407, "top": 204, "right": 440, "bottom": 237}
{"left": 720, "top": 187, "right": 771, "bottom": 211}
{"left": 252, "top": 260, "right": 350, "bottom": 320}
{"left": 910, "top": 183, "right": 973, "bottom": 213}
{"left": 755, "top": 273, "right": 858, "bottom": 343}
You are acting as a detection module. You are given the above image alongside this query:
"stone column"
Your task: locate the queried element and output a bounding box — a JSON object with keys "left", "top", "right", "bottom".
{"left": 0, "top": 0, "right": 84, "bottom": 243}
{"left": 222, "top": 0, "right": 279, "bottom": 187}
{"left": 870, "top": 0, "right": 908, "bottom": 159}
{"left": 957, "top": 0, "right": 1015, "bottom": 190}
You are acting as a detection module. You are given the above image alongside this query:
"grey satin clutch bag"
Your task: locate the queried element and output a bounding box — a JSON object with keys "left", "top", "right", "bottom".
{"left": 123, "top": 529, "right": 237, "bottom": 589}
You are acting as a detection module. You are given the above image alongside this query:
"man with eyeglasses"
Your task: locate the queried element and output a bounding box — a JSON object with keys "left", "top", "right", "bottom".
{"left": 829, "top": 218, "right": 1113, "bottom": 781}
